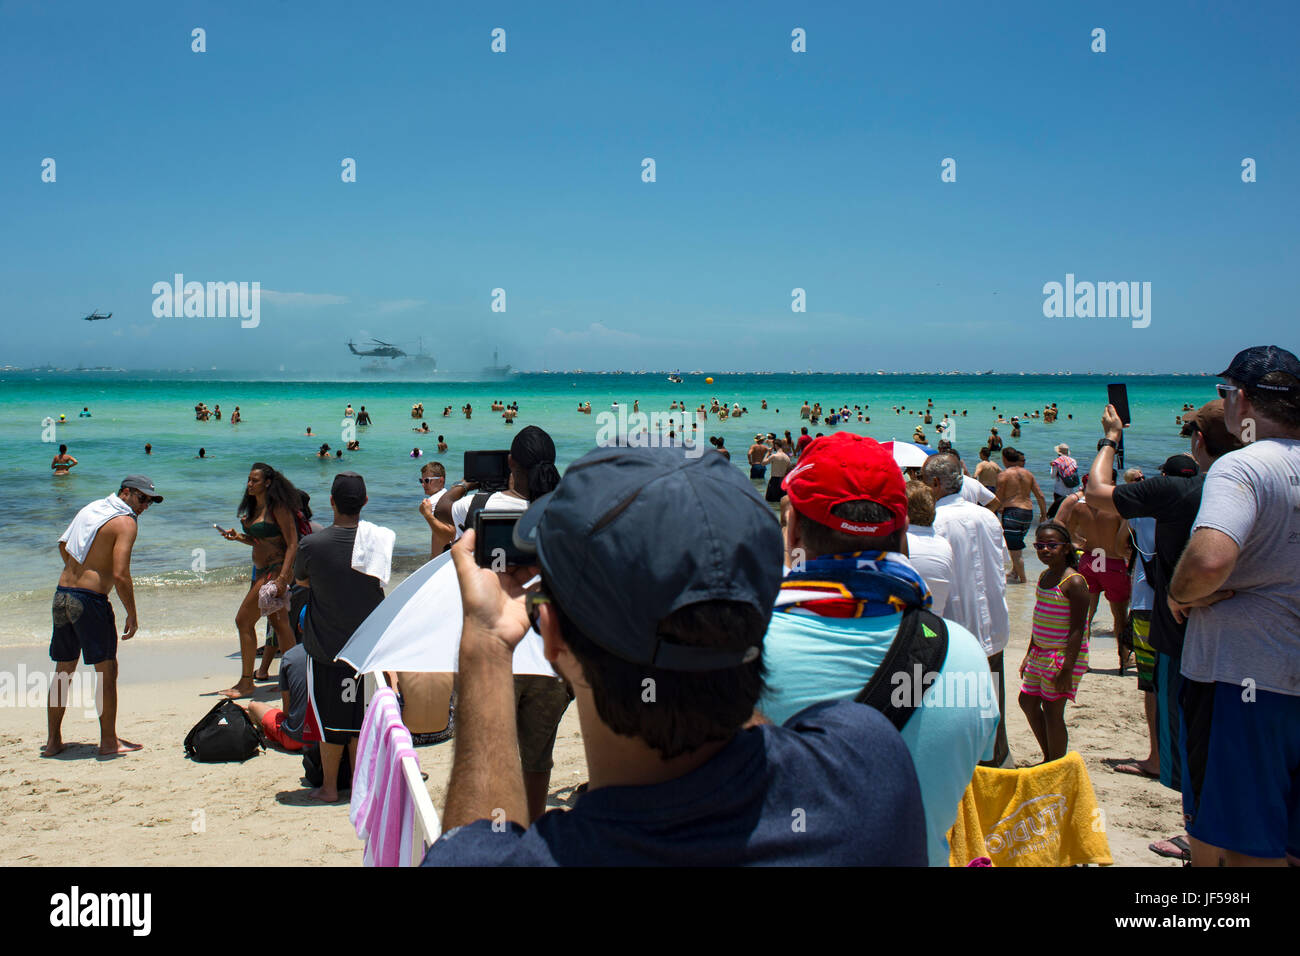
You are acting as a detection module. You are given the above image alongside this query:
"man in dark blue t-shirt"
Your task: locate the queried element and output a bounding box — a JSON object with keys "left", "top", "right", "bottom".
{"left": 422, "top": 445, "right": 926, "bottom": 866}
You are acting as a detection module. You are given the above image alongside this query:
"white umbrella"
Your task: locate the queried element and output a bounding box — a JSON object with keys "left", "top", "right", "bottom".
{"left": 883, "top": 440, "right": 932, "bottom": 469}
{"left": 336, "top": 550, "right": 555, "bottom": 677}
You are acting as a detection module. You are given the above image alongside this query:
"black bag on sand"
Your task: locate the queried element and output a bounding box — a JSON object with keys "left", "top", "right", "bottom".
{"left": 184, "top": 699, "right": 263, "bottom": 762}
{"left": 301, "top": 743, "right": 353, "bottom": 790}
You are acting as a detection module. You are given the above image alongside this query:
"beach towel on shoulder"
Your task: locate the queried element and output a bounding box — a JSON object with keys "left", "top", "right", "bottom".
{"left": 59, "top": 495, "right": 135, "bottom": 563}
{"left": 947, "top": 751, "right": 1111, "bottom": 866}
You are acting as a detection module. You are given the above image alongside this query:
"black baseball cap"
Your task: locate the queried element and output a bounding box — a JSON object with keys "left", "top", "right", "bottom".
{"left": 121, "top": 475, "right": 163, "bottom": 502}
{"left": 1217, "top": 345, "right": 1300, "bottom": 391}
{"left": 331, "top": 472, "right": 367, "bottom": 512}
{"left": 512, "top": 446, "right": 782, "bottom": 672}
{"left": 1160, "top": 454, "right": 1199, "bottom": 478}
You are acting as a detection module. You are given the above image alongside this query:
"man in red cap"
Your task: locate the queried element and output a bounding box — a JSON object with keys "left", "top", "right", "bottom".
{"left": 762, "top": 432, "right": 1000, "bottom": 866}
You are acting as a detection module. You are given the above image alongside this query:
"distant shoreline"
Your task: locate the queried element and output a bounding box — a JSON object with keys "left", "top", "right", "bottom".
{"left": 0, "top": 370, "right": 1215, "bottom": 382}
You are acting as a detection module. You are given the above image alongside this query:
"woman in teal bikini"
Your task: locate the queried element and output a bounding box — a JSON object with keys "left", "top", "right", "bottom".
{"left": 217, "top": 462, "right": 301, "bottom": 698}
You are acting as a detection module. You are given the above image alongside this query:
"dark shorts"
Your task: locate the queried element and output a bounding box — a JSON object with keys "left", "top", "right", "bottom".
{"left": 1153, "top": 648, "right": 1183, "bottom": 792}
{"left": 1000, "top": 507, "right": 1033, "bottom": 551}
{"left": 749, "top": 464, "right": 766, "bottom": 480}
{"left": 765, "top": 474, "right": 785, "bottom": 503}
{"left": 50, "top": 586, "right": 117, "bottom": 665}
{"left": 514, "top": 674, "right": 572, "bottom": 773}
{"left": 304, "top": 656, "right": 364, "bottom": 745}
{"left": 1180, "top": 678, "right": 1300, "bottom": 859}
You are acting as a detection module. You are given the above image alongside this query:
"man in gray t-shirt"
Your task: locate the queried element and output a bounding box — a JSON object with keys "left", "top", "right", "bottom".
{"left": 1176, "top": 438, "right": 1300, "bottom": 693}
{"left": 1168, "top": 345, "right": 1300, "bottom": 867}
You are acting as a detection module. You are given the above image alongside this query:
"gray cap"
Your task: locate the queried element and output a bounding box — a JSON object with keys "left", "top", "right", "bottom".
{"left": 513, "top": 446, "right": 782, "bottom": 671}
{"left": 121, "top": 475, "right": 162, "bottom": 502}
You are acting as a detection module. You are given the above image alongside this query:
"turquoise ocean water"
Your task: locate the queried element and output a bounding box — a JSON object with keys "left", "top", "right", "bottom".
{"left": 1, "top": 372, "right": 1217, "bottom": 599}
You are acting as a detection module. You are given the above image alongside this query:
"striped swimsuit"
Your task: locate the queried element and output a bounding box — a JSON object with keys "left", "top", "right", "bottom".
{"left": 1021, "top": 570, "right": 1089, "bottom": 702}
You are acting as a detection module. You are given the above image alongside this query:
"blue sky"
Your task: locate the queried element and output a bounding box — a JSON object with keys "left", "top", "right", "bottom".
{"left": 1, "top": 0, "right": 1296, "bottom": 374}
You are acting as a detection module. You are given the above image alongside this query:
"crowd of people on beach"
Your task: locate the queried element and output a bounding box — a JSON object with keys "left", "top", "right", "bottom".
{"left": 41, "top": 345, "right": 1300, "bottom": 867}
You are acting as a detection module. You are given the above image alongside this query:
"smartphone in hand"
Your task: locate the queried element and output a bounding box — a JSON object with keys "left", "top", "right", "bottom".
{"left": 1107, "top": 383, "right": 1131, "bottom": 426}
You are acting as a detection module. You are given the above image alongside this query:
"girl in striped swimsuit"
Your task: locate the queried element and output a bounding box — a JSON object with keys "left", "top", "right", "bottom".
{"left": 1019, "top": 522, "right": 1091, "bottom": 763}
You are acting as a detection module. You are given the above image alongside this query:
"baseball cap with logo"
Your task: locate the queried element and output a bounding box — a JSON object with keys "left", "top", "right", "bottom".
{"left": 1217, "top": 345, "right": 1300, "bottom": 391}
{"left": 121, "top": 475, "right": 163, "bottom": 502}
{"left": 1159, "top": 454, "right": 1199, "bottom": 478}
{"left": 781, "top": 432, "right": 906, "bottom": 536}
{"left": 512, "top": 446, "right": 782, "bottom": 672}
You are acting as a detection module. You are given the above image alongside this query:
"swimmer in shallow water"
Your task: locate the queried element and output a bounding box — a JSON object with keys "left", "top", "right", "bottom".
{"left": 51, "top": 444, "right": 78, "bottom": 475}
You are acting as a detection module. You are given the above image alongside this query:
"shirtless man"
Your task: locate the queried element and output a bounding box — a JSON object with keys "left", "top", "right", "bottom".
{"left": 747, "top": 435, "right": 768, "bottom": 480}
{"left": 1057, "top": 478, "right": 1132, "bottom": 663}
{"left": 45, "top": 476, "right": 161, "bottom": 757}
{"left": 973, "top": 447, "right": 1001, "bottom": 492}
{"left": 995, "top": 447, "right": 1048, "bottom": 583}
{"left": 761, "top": 440, "right": 791, "bottom": 504}
{"left": 51, "top": 444, "right": 78, "bottom": 476}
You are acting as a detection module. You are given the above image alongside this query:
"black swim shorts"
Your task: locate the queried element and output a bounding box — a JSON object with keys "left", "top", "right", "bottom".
{"left": 1000, "top": 507, "right": 1033, "bottom": 551}
{"left": 50, "top": 586, "right": 118, "bottom": 665}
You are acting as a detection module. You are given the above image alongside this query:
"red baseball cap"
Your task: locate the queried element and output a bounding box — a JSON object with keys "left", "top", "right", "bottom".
{"left": 782, "top": 432, "right": 907, "bottom": 536}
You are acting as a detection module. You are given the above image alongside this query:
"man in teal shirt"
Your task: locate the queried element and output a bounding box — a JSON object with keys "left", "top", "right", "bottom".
{"left": 763, "top": 433, "right": 1000, "bottom": 866}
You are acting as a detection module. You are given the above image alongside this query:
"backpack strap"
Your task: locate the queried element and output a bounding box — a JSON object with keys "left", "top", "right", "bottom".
{"left": 854, "top": 608, "right": 950, "bottom": 732}
{"left": 459, "top": 492, "right": 493, "bottom": 533}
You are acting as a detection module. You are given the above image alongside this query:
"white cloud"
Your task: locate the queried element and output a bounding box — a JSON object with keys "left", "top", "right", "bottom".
{"left": 260, "top": 290, "right": 350, "bottom": 306}
{"left": 545, "top": 322, "right": 657, "bottom": 346}
{"left": 374, "top": 298, "right": 426, "bottom": 314}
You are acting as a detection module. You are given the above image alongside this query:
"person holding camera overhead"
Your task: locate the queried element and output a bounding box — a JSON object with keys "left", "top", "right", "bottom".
{"left": 433, "top": 425, "right": 567, "bottom": 821}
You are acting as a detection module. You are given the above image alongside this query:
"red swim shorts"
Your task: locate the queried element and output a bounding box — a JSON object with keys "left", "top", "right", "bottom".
{"left": 1079, "top": 555, "right": 1132, "bottom": 603}
{"left": 260, "top": 707, "right": 305, "bottom": 751}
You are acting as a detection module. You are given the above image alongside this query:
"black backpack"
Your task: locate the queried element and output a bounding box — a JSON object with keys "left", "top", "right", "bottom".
{"left": 856, "top": 607, "right": 951, "bottom": 731}
{"left": 184, "top": 699, "right": 263, "bottom": 762}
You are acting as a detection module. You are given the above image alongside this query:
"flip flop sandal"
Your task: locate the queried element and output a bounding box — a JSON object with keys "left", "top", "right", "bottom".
{"left": 1148, "top": 837, "right": 1191, "bottom": 863}
{"left": 1114, "top": 762, "right": 1160, "bottom": 778}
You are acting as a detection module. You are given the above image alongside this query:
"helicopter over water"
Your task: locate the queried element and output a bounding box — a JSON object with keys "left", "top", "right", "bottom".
{"left": 347, "top": 338, "right": 406, "bottom": 358}
{"left": 82, "top": 310, "right": 112, "bottom": 321}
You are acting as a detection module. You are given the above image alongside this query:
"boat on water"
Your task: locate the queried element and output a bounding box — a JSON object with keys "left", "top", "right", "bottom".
{"left": 667, "top": 370, "right": 683, "bottom": 384}
{"left": 482, "top": 349, "right": 514, "bottom": 378}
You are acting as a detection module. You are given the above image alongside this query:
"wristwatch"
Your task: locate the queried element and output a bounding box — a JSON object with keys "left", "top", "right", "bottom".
{"left": 1098, "top": 438, "right": 1118, "bottom": 450}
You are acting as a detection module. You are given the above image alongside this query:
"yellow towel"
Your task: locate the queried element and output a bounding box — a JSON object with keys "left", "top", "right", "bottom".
{"left": 948, "top": 751, "right": 1112, "bottom": 866}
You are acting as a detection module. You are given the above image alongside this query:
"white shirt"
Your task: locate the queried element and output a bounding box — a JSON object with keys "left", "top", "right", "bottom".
{"left": 425, "top": 487, "right": 448, "bottom": 511}
{"left": 960, "top": 474, "right": 995, "bottom": 506}
{"left": 932, "top": 493, "right": 1010, "bottom": 655}
{"left": 906, "top": 526, "right": 955, "bottom": 615}
{"left": 450, "top": 490, "right": 528, "bottom": 540}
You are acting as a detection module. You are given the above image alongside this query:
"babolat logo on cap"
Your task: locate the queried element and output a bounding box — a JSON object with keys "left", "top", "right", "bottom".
{"left": 839, "top": 519, "right": 886, "bottom": 534}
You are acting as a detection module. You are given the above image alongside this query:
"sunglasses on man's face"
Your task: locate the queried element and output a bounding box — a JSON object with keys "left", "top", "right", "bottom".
{"left": 1216, "top": 383, "right": 1240, "bottom": 399}
{"left": 525, "top": 591, "right": 551, "bottom": 632}
{"left": 419, "top": 476, "right": 441, "bottom": 484}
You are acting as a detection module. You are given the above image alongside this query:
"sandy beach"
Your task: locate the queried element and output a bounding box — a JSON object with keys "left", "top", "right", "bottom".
{"left": 0, "top": 566, "right": 1183, "bottom": 867}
